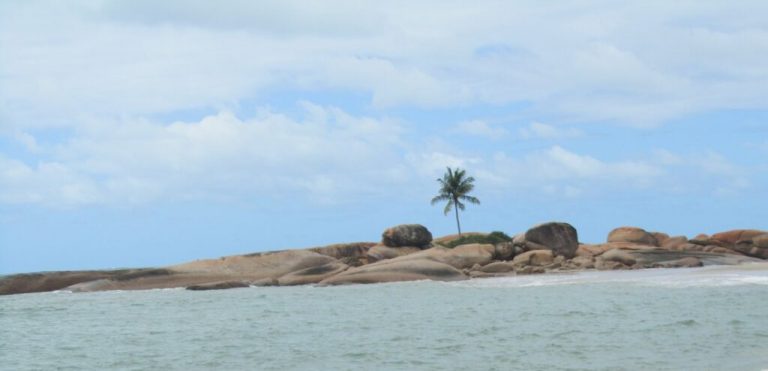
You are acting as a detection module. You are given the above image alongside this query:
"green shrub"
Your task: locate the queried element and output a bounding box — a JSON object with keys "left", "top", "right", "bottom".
{"left": 443, "top": 231, "right": 512, "bottom": 248}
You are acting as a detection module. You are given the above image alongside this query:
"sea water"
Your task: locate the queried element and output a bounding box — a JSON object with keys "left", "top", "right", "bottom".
{"left": 2, "top": 266, "right": 768, "bottom": 371}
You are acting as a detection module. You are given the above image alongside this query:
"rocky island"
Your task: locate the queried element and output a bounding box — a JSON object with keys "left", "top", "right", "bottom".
{"left": 2, "top": 222, "right": 767, "bottom": 295}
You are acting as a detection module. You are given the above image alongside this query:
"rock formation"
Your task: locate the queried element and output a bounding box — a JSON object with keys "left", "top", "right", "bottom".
{"left": 381, "top": 224, "right": 433, "bottom": 248}
{"left": 1, "top": 222, "right": 766, "bottom": 295}
{"left": 515, "top": 222, "right": 579, "bottom": 258}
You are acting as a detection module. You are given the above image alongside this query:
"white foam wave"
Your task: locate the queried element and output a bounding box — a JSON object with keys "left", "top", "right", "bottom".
{"left": 449, "top": 266, "right": 768, "bottom": 289}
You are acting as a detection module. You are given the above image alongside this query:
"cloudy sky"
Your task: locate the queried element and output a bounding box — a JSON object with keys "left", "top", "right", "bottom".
{"left": 1, "top": 1, "right": 767, "bottom": 273}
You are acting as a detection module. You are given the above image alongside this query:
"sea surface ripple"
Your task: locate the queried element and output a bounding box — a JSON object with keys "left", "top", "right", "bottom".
{"left": 2, "top": 266, "right": 768, "bottom": 370}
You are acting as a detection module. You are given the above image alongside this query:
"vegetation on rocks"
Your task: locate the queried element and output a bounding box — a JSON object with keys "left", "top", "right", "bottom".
{"left": 441, "top": 231, "right": 512, "bottom": 248}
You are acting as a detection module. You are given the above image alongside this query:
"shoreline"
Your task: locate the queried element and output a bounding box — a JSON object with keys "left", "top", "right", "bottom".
{"left": 2, "top": 222, "right": 766, "bottom": 295}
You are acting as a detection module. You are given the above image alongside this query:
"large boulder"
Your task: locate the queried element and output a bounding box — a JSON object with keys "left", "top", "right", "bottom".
{"left": 522, "top": 222, "right": 579, "bottom": 258}
{"left": 710, "top": 229, "right": 767, "bottom": 248}
{"left": 319, "top": 259, "right": 466, "bottom": 285}
{"left": 710, "top": 230, "right": 768, "bottom": 259}
{"left": 607, "top": 227, "right": 658, "bottom": 246}
{"left": 277, "top": 262, "right": 349, "bottom": 286}
{"left": 381, "top": 224, "right": 433, "bottom": 248}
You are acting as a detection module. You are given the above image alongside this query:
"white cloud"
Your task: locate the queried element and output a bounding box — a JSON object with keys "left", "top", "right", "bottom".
{"left": 519, "top": 122, "right": 583, "bottom": 139}
{"left": 407, "top": 151, "right": 482, "bottom": 178}
{"left": 2, "top": 2, "right": 768, "bottom": 130}
{"left": 410, "top": 145, "right": 664, "bottom": 197}
{"left": 512, "top": 146, "right": 662, "bottom": 181}
{"left": 0, "top": 106, "right": 408, "bottom": 206}
{"left": 454, "top": 120, "right": 508, "bottom": 138}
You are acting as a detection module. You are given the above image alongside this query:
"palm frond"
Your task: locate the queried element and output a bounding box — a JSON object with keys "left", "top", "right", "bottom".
{"left": 443, "top": 200, "right": 453, "bottom": 215}
{"left": 459, "top": 195, "right": 480, "bottom": 204}
{"left": 431, "top": 194, "right": 450, "bottom": 205}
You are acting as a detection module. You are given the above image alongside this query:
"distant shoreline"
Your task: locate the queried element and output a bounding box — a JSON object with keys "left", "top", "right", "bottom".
{"left": 2, "top": 222, "right": 766, "bottom": 295}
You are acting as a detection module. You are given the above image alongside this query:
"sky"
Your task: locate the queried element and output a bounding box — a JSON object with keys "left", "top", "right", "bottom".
{"left": 1, "top": 1, "right": 767, "bottom": 274}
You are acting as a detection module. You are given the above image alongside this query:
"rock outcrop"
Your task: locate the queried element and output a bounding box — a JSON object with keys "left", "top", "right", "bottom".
{"left": 319, "top": 259, "right": 466, "bottom": 285}
{"left": 518, "top": 222, "right": 579, "bottom": 258}
{"left": 512, "top": 250, "right": 554, "bottom": 267}
{"left": 277, "top": 261, "right": 349, "bottom": 286}
{"left": 0, "top": 269, "right": 174, "bottom": 295}
{"left": 2, "top": 222, "right": 766, "bottom": 295}
{"left": 607, "top": 227, "right": 659, "bottom": 246}
{"left": 381, "top": 224, "right": 433, "bottom": 248}
{"left": 366, "top": 245, "right": 422, "bottom": 262}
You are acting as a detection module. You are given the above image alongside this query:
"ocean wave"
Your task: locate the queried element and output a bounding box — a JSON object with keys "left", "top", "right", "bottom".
{"left": 449, "top": 266, "right": 768, "bottom": 289}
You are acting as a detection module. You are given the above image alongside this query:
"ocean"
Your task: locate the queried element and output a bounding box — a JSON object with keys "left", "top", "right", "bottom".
{"left": 2, "top": 266, "right": 768, "bottom": 370}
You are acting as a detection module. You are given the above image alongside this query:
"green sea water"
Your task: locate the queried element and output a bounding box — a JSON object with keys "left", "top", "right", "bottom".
{"left": 2, "top": 266, "right": 768, "bottom": 370}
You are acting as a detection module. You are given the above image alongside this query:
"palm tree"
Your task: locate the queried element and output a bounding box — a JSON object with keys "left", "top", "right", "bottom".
{"left": 431, "top": 167, "right": 480, "bottom": 235}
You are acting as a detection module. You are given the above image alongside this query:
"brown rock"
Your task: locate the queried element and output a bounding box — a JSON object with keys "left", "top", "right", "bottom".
{"left": 570, "top": 256, "right": 595, "bottom": 269}
{"left": 678, "top": 243, "right": 742, "bottom": 255}
{"left": 366, "top": 245, "right": 422, "bottom": 262}
{"left": 329, "top": 244, "right": 495, "bottom": 284}
{"left": 413, "top": 244, "right": 496, "bottom": 270}
{"left": 614, "top": 248, "right": 761, "bottom": 266}
{"left": 600, "top": 249, "right": 637, "bottom": 266}
{"left": 607, "top": 227, "right": 658, "bottom": 246}
{"left": 753, "top": 234, "right": 768, "bottom": 249}
{"left": 733, "top": 241, "right": 768, "bottom": 259}
{"left": 689, "top": 234, "right": 711, "bottom": 246}
{"left": 381, "top": 224, "right": 433, "bottom": 248}
{"left": 0, "top": 268, "right": 174, "bottom": 296}
{"left": 309, "top": 242, "right": 375, "bottom": 259}
{"left": 251, "top": 277, "right": 278, "bottom": 286}
{"left": 493, "top": 242, "right": 515, "bottom": 260}
{"left": 172, "top": 250, "right": 337, "bottom": 278}
{"left": 388, "top": 244, "right": 496, "bottom": 270}
{"left": 710, "top": 229, "right": 767, "bottom": 248}
{"left": 659, "top": 257, "right": 703, "bottom": 268}
{"left": 479, "top": 261, "right": 516, "bottom": 273}
{"left": 662, "top": 236, "right": 688, "bottom": 250}
{"left": 319, "top": 259, "right": 466, "bottom": 285}
{"left": 595, "top": 259, "right": 629, "bottom": 270}
{"left": 576, "top": 244, "right": 605, "bottom": 256}
{"left": 512, "top": 250, "right": 554, "bottom": 267}
{"left": 277, "top": 262, "right": 349, "bottom": 286}
{"left": 522, "top": 222, "right": 579, "bottom": 258}
{"left": 651, "top": 232, "right": 670, "bottom": 246}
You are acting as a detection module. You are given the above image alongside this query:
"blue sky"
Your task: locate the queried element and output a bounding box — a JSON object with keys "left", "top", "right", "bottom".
{"left": 1, "top": 1, "right": 767, "bottom": 274}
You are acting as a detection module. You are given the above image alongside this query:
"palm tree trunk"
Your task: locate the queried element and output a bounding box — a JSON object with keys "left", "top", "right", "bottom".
{"left": 454, "top": 198, "right": 462, "bottom": 235}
